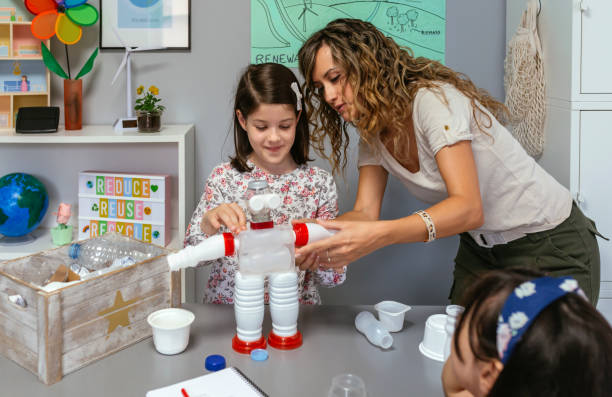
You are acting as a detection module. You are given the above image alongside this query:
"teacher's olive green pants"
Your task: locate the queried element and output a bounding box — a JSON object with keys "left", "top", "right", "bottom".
{"left": 450, "top": 202, "right": 603, "bottom": 306}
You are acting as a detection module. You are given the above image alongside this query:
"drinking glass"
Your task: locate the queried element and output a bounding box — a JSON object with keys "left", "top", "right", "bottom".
{"left": 327, "top": 374, "right": 367, "bottom": 397}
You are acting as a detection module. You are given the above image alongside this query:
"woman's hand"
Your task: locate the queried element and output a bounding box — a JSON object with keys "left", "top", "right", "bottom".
{"left": 201, "top": 203, "right": 247, "bottom": 235}
{"left": 295, "top": 218, "right": 388, "bottom": 269}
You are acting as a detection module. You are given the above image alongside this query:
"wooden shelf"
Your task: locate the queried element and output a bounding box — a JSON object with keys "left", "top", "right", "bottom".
{"left": 0, "top": 91, "right": 47, "bottom": 96}
{"left": 0, "top": 124, "right": 196, "bottom": 143}
{"left": 0, "top": 56, "right": 42, "bottom": 60}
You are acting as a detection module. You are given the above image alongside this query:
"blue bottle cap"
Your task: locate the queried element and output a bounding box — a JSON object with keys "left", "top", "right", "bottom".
{"left": 250, "top": 349, "right": 268, "bottom": 361}
{"left": 68, "top": 243, "right": 80, "bottom": 259}
{"left": 205, "top": 354, "right": 226, "bottom": 371}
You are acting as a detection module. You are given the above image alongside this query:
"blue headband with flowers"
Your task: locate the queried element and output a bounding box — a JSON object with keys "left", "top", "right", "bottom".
{"left": 496, "top": 276, "right": 587, "bottom": 364}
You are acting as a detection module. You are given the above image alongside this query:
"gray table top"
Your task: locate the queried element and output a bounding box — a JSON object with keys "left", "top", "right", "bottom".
{"left": 0, "top": 304, "right": 446, "bottom": 397}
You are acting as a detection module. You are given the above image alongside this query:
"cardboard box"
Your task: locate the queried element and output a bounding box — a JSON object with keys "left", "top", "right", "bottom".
{"left": 78, "top": 171, "right": 171, "bottom": 246}
{"left": 0, "top": 234, "right": 181, "bottom": 384}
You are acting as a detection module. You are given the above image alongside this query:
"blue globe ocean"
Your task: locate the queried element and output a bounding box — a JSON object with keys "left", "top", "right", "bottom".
{"left": 0, "top": 173, "right": 49, "bottom": 237}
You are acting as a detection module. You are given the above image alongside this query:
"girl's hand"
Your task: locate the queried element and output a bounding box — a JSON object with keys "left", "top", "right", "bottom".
{"left": 295, "top": 219, "right": 386, "bottom": 269}
{"left": 201, "top": 203, "right": 247, "bottom": 235}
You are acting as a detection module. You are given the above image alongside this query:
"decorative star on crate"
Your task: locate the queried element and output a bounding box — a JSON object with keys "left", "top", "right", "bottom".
{"left": 98, "top": 291, "right": 139, "bottom": 338}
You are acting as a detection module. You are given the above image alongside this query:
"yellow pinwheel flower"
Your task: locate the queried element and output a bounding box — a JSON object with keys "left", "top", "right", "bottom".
{"left": 136, "top": 85, "right": 144, "bottom": 95}
{"left": 149, "top": 86, "right": 159, "bottom": 96}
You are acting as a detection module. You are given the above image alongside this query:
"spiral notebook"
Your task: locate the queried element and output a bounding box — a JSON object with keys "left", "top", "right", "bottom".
{"left": 145, "top": 367, "right": 268, "bottom": 397}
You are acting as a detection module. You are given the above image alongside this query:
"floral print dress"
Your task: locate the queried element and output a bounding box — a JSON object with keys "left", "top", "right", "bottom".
{"left": 184, "top": 160, "right": 345, "bottom": 304}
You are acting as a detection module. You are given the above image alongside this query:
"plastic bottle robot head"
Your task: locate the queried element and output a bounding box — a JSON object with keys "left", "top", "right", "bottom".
{"left": 245, "top": 180, "right": 281, "bottom": 223}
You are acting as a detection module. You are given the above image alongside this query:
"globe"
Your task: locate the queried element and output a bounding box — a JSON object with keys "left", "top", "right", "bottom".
{"left": 0, "top": 173, "right": 49, "bottom": 237}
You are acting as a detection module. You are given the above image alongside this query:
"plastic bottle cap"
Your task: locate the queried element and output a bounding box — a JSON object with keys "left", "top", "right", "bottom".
{"left": 250, "top": 349, "right": 268, "bottom": 361}
{"left": 205, "top": 354, "right": 226, "bottom": 371}
{"left": 68, "top": 243, "right": 80, "bottom": 259}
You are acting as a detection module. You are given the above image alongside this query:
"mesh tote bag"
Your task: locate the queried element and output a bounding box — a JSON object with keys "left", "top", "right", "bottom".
{"left": 504, "top": 0, "right": 546, "bottom": 158}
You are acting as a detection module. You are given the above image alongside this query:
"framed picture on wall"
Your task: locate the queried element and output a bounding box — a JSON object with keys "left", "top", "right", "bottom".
{"left": 100, "top": 0, "right": 191, "bottom": 50}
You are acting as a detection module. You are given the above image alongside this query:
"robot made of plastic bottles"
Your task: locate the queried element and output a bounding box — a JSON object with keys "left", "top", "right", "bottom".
{"left": 168, "top": 180, "right": 333, "bottom": 353}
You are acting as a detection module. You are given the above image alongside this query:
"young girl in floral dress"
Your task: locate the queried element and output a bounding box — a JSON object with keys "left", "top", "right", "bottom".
{"left": 184, "top": 63, "right": 345, "bottom": 304}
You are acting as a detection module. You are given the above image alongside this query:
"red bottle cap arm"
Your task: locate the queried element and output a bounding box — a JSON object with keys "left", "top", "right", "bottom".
{"left": 250, "top": 221, "right": 274, "bottom": 230}
{"left": 293, "top": 223, "right": 309, "bottom": 247}
{"left": 222, "top": 233, "right": 235, "bottom": 256}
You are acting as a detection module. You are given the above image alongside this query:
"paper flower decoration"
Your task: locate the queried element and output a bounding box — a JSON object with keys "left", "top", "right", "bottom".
{"left": 53, "top": 203, "right": 72, "bottom": 225}
{"left": 26, "top": 0, "right": 99, "bottom": 45}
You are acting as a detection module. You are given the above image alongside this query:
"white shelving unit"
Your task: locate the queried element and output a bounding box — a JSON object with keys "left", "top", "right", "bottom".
{"left": 0, "top": 21, "right": 51, "bottom": 130}
{"left": 507, "top": 0, "right": 612, "bottom": 321}
{"left": 0, "top": 124, "right": 196, "bottom": 301}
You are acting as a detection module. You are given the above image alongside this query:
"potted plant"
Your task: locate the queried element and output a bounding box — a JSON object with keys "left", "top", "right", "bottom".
{"left": 50, "top": 203, "right": 73, "bottom": 246}
{"left": 134, "top": 85, "right": 165, "bottom": 132}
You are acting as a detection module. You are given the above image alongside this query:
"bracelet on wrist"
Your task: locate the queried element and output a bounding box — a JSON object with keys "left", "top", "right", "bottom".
{"left": 414, "top": 210, "right": 436, "bottom": 242}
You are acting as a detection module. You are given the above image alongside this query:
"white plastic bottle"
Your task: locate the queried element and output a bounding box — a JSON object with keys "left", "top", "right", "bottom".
{"left": 355, "top": 311, "right": 393, "bottom": 349}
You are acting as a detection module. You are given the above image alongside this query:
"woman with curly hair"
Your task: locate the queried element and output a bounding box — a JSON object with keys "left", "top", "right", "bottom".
{"left": 295, "top": 18, "right": 602, "bottom": 304}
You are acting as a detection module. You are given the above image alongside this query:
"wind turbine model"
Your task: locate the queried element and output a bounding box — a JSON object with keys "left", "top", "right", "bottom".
{"left": 111, "top": 28, "right": 165, "bottom": 133}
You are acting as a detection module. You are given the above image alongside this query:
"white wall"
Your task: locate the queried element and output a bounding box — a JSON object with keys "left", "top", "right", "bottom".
{"left": 1, "top": 0, "right": 507, "bottom": 304}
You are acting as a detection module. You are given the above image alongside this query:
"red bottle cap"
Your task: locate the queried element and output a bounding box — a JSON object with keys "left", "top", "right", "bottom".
{"left": 250, "top": 221, "right": 274, "bottom": 230}
{"left": 222, "top": 233, "right": 235, "bottom": 256}
{"left": 293, "top": 223, "right": 308, "bottom": 247}
{"left": 267, "top": 331, "right": 302, "bottom": 350}
{"left": 232, "top": 335, "right": 267, "bottom": 354}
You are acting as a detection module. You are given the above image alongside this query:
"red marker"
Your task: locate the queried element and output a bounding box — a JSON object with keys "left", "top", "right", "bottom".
{"left": 181, "top": 388, "right": 189, "bottom": 397}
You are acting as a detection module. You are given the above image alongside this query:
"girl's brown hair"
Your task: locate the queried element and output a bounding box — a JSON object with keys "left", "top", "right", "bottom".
{"left": 230, "top": 63, "right": 311, "bottom": 172}
{"left": 455, "top": 269, "right": 612, "bottom": 397}
{"left": 298, "top": 18, "right": 508, "bottom": 174}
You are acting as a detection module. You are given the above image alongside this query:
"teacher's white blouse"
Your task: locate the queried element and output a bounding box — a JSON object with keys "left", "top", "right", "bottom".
{"left": 358, "top": 83, "right": 572, "bottom": 238}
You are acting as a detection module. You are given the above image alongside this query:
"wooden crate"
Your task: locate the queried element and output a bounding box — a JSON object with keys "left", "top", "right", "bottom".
{"left": 0, "top": 234, "right": 181, "bottom": 385}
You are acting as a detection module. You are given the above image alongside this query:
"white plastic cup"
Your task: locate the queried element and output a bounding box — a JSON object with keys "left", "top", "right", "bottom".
{"left": 234, "top": 298, "right": 264, "bottom": 308}
{"left": 270, "top": 302, "right": 299, "bottom": 336}
{"left": 419, "top": 313, "right": 447, "bottom": 362}
{"left": 270, "top": 296, "right": 299, "bottom": 306}
{"left": 233, "top": 295, "right": 264, "bottom": 305}
{"left": 233, "top": 291, "right": 264, "bottom": 301}
{"left": 234, "top": 306, "right": 265, "bottom": 341}
{"left": 269, "top": 285, "right": 298, "bottom": 293}
{"left": 147, "top": 308, "right": 195, "bottom": 355}
{"left": 269, "top": 271, "right": 297, "bottom": 287}
{"left": 328, "top": 373, "right": 367, "bottom": 397}
{"left": 355, "top": 311, "right": 393, "bottom": 349}
{"left": 443, "top": 305, "right": 465, "bottom": 361}
{"left": 235, "top": 272, "right": 264, "bottom": 289}
{"left": 234, "top": 287, "right": 265, "bottom": 297}
{"left": 269, "top": 290, "right": 298, "bottom": 299}
{"left": 374, "top": 300, "right": 411, "bottom": 332}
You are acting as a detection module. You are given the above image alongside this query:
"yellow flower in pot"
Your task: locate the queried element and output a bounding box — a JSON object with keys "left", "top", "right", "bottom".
{"left": 134, "top": 85, "right": 166, "bottom": 132}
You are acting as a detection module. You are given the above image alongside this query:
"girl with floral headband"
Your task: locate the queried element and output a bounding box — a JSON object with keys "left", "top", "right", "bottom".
{"left": 442, "top": 269, "right": 612, "bottom": 397}
{"left": 184, "top": 63, "right": 345, "bottom": 304}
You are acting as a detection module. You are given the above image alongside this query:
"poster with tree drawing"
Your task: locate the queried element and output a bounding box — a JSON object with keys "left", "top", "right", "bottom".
{"left": 251, "top": 0, "right": 445, "bottom": 68}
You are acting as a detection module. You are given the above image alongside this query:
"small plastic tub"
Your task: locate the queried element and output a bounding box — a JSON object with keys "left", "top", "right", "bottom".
{"left": 374, "top": 300, "right": 411, "bottom": 332}
{"left": 419, "top": 313, "right": 447, "bottom": 362}
{"left": 147, "top": 308, "right": 195, "bottom": 355}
